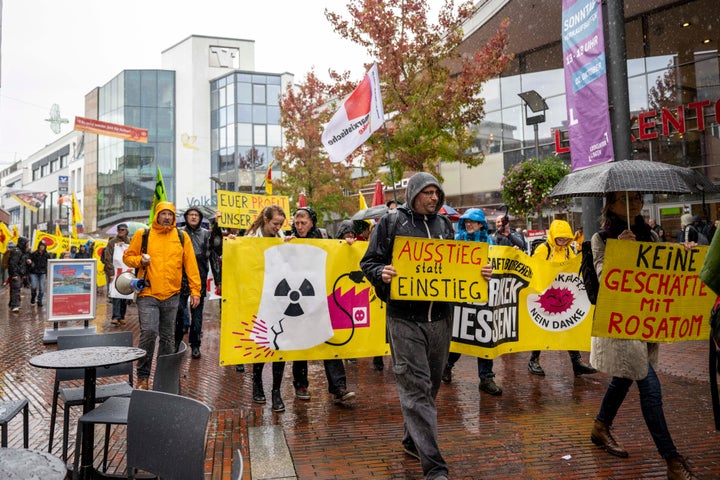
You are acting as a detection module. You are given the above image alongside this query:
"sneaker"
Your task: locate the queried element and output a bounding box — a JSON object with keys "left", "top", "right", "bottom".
{"left": 441, "top": 365, "right": 452, "bottom": 384}
{"left": 111, "top": 318, "right": 121, "bottom": 326}
{"left": 30, "top": 301, "right": 35, "bottom": 306}
{"left": 295, "top": 386, "right": 311, "bottom": 400}
{"left": 235, "top": 364, "right": 245, "bottom": 373}
{"left": 333, "top": 389, "right": 356, "bottom": 403}
{"left": 37, "top": 302, "right": 43, "bottom": 307}
{"left": 118, "top": 318, "right": 126, "bottom": 325}
{"left": 402, "top": 442, "right": 420, "bottom": 460}
{"left": 11, "top": 307, "right": 19, "bottom": 313}
{"left": 479, "top": 377, "right": 503, "bottom": 396}
{"left": 191, "top": 347, "right": 201, "bottom": 359}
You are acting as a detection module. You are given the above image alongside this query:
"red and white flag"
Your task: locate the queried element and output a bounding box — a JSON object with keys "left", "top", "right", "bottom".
{"left": 322, "top": 63, "right": 384, "bottom": 163}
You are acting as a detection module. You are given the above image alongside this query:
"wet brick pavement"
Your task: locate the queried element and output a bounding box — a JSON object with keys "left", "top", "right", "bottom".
{"left": 1, "top": 286, "right": 719, "bottom": 479}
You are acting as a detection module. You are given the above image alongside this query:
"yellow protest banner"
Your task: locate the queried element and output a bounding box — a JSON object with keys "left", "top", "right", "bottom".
{"left": 215, "top": 190, "right": 291, "bottom": 230}
{"left": 219, "top": 237, "right": 389, "bottom": 366}
{"left": 449, "top": 246, "right": 593, "bottom": 359}
{"left": 32, "top": 231, "right": 108, "bottom": 287}
{"left": 390, "top": 236, "right": 490, "bottom": 303}
{"left": 593, "top": 239, "right": 713, "bottom": 342}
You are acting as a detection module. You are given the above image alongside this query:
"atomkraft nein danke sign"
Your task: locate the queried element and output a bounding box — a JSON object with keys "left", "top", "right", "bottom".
{"left": 555, "top": 98, "right": 720, "bottom": 154}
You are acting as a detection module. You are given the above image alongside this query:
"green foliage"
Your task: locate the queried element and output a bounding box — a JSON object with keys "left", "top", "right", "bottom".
{"left": 500, "top": 157, "right": 570, "bottom": 218}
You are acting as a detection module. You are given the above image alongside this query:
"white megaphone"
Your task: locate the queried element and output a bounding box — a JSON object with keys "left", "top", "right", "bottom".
{"left": 115, "top": 272, "right": 147, "bottom": 295}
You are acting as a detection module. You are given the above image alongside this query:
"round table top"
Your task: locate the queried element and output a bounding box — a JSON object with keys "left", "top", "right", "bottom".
{"left": 29, "top": 346, "right": 146, "bottom": 370}
{"left": 0, "top": 448, "right": 67, "bottom": 479}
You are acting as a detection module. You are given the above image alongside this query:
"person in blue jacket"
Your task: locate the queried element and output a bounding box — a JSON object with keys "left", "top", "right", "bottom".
{"left": 441, "top": 208, "right": 502, "bottom": 396}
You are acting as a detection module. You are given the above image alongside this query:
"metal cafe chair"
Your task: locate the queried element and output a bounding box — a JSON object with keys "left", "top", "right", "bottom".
{"left": 49, "top": 332, "right": 134, "bottom": 461}
{"left": 0, "top": 398, "right": 29, "bottom": 448}
{"left": 71, "top": 341, "right": 188, "bottom": 476}
{"left": 127, "top": 390, "right": 211, "bottom": 480}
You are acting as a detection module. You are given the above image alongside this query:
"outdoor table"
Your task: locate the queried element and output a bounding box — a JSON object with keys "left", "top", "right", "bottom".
{"left": 0, "top": 447, "right": 67, "bottom": 479}
{"left": 29, "top": 346, "right": 145, "bottom": 480}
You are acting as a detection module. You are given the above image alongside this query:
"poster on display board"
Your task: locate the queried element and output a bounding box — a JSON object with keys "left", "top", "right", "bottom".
{"left": 47, "top": 259, "right": 97, "bottom": 322}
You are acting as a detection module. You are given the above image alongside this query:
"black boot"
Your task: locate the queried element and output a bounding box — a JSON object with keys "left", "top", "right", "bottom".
{"left": 30, "top": 290, "right": 36, "bottom": 305}
{"left": 252, "top": 366, "right": 266, "bottom": 403}
{"left": 570, "top": 351, "right": 598, "bottom": 376}
{"left": 253, "top": 383, "right": 266, "bottom": 404}
{"left": 271, "top": 389, "right": 285, "bottom": 412}
{"left": 666, "top": 455, "right": 698, "bottom": 480}
{"left": 528, "top": 352, "right": 545, "bottom": 376}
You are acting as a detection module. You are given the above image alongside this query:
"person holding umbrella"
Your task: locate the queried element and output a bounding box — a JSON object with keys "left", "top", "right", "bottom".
{"left": 589, "top": 191, "right": 699, "bottom": 480}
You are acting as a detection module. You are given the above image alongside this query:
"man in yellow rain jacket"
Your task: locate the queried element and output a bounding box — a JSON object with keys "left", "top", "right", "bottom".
{"left": 124, "top": 201, "right": 201, "bottom": 390}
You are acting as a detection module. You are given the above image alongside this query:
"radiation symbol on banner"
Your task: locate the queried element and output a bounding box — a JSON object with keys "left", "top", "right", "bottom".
{"left": 274, "top": 278, "right": 315, "bottom": 317}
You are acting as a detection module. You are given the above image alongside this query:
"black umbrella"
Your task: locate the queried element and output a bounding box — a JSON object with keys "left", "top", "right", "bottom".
{"left": 351, "top": 204, "right": 388, "bottom": 221}
{"left": 549, "top": 159, "right": 718, "bottom": 198}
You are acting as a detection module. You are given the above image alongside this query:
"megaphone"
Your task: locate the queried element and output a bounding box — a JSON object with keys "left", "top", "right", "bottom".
{"left": 115, "top": 272, "right": 147, "bottom": 295}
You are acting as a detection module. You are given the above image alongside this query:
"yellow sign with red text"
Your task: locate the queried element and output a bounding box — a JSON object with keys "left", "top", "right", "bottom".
{"left": 593, "top": 239, "right": 712, "bottom": 342}
{"left": 390, "top": 237, "right": 490, "bottom": 303}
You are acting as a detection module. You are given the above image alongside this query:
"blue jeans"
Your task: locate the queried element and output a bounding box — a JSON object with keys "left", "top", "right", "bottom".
{"left": 175, "top": 293, "right": 205, "bottom": 348}
{"left": 30, "top": 273, "right": 46, "bottom": 304}
{"left": 596, "top": 363, "right": 679, "bottom": 459}
{"left": 136, "top": 294, "right": 179, "bottom": 379}
{"left": 111, "top": 298, "right": 128, "bottom": 320}
{"left": 387, "top": 313, "right": 450, "bottom": 480}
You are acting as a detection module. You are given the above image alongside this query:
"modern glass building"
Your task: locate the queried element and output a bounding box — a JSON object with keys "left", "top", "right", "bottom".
{"left": 95, "top": 70, "right": 176, "bottom": 224}
{"left": 443, "top": 0, "right": 720, "bottom": 238}
{"left": 210, "top": 71, "right": 283, "bottom": 193}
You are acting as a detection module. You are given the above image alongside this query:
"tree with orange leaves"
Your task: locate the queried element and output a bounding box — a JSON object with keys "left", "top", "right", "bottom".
{"left": 325, "top": 0, "right": 513, "bottom": 181}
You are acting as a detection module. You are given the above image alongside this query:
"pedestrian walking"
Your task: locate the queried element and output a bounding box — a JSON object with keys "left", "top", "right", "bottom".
{"left": 288, "top": 206, "right": 356, "bottom": 404}
{"left": 28, "top": 240, "right": 52, "bottom": 307}
{"left": 6, "top": 238, "right": 28, "bottom": 313}
{"left": 589, "top": 191, "right": 699, "bottom": 480}
{"left": 175, "top": 207, "right": 221, "bottom": 359}
{"left": 361, "top": 172, "right": 492, "bottom": 480}
{"left": 528, "top": 219, "right": 597, "bottom": 377}
{"left": 124, "top": 201, "right": 201, "bottom": 390}
{"left": 441, "top": 208, "right": 502, "bottom": 396}
{"left": 102, "top": 223, "right": 131, "bottom": 325}
{"left": 246, "top": 205, "right": 289, "bottom": 412}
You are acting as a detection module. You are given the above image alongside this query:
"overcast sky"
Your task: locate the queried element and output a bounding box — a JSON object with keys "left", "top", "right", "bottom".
{"left": 0, "top": 0, "right": 396, "bottom": 165}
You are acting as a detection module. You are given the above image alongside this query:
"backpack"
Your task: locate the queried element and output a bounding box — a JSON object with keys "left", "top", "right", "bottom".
{"left": 579, "top": 232, "right": 607, "bottom": 305}
{"left": 540, "top": 241, "right": 570, "bottom": 261}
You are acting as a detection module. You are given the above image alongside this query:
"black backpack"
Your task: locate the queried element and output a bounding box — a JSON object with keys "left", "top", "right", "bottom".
{"left": 579, "top": 232, "right": 607, "bottom": 305}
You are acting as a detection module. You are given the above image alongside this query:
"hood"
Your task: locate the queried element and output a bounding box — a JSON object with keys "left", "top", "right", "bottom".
{"left": 183, "top": 207, "right": 204, "bottom": 223}
{"left": 681, "top": 213, "right": 693, "bottom": 227}
{"left": 405, "top": 172, "right": 445, "bottom": 215}
{"left": 547, "top": 219, "right": 574, "bottom": 247}
{"left": 16, "top": 237, "right": 28, "bottom": 251}
{"left": 153, "top": 201, "right": 177, "bottom": 231}
{"left": 458, "top": 208, "right": 489, "bottom": 232}
{"left": 336, "top": 220, "right": 355, "bottom": 239}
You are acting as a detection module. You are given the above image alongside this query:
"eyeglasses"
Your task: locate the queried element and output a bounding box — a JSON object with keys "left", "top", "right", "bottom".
{"left": 420, "top": 189, "right": 440, "bottom": 198}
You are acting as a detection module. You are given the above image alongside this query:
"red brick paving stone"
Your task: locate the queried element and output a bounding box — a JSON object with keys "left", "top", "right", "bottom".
{"left": 3, "top": 288, "right": 720, "bottom": 478}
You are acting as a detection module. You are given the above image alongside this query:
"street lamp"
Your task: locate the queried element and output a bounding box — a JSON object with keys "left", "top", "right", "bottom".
{"left": 518, "top": 90, "right": 548, "bottom": 160}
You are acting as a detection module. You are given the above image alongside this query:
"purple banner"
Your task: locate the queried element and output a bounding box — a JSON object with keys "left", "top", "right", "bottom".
{"left": 562, "top": 0, "right": 614, "bottom": 171}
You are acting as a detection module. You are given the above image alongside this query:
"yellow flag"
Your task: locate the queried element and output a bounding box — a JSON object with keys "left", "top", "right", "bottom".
{"left": 11, "top": 225, "right": 18, "bottom": 243}
{"left": 71, "top": 193, "right": 83, "bottom": 239}
{"left": 0, "top": 222, "right": 11, "bottom": 254}
{"left": 55, "top": 223, "right": 62, "bottom": 237}
{"left": 148, "top": 167, "right": 167, "bottom": 225}
{"left": 359, "top": 191, "right": 368, "bottom": 211}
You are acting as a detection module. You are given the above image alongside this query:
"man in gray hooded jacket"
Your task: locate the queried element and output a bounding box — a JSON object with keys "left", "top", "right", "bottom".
{"left": 361, "top": 172, "right": 492, "bottom": 480}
